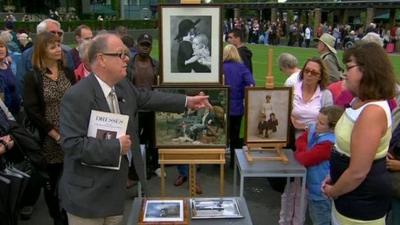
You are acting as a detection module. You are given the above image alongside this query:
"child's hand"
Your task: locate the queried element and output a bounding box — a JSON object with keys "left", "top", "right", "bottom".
{"left": 386, "top": 155, "right": 400, "bottom": 171}
{"left": 321, "top": 175, "right": 334, "bottom": 198}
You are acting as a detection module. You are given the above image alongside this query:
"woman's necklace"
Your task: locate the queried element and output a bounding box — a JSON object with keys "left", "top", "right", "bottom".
{"left": 44, "top": 67, "right": 59, "bottom": 81}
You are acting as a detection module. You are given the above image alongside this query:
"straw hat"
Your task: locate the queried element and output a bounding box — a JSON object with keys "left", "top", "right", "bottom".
{"left": 318, "top": 33, "right": 337, "bottom": 54}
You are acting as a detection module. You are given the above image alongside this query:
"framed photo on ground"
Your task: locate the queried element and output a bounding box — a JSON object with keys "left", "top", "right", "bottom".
{"left": 159, "top": 5, "right": 222, "bottom": 85}
{"left": 154, "top": 86, "right": 228, "bottom": 148}
{"left": 244, "top": 87, "right": 292, "bottom": 144}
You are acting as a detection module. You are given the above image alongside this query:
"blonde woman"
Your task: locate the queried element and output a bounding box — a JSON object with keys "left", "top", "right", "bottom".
{"left": 223, "top": 44, "right": 255, "bottom": 167}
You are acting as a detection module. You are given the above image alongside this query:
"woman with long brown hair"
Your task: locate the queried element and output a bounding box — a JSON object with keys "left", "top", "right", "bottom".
{"left": 322, "top": 42, "right": 396, "bottom": 225}
{"left": 23, "top": 31, "right": 76, "bottom": 225}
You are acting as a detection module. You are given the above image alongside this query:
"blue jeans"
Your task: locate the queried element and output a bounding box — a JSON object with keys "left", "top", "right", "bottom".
{"left": 308, "top": 199, "right": 331, "bottom": 225}
{"left": 177, "top": 165, "right": 188, "bottom": 177}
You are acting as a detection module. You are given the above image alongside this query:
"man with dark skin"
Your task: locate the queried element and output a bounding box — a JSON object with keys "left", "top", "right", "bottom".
{"left": 126, "top": 33, "right": 160, "bottom": 182}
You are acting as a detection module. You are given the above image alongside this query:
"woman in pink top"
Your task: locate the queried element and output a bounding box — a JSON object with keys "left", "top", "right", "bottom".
{"left": 280, "top": 57, "right": 332, "bottom": 225}
{"left": 291, "top": 57, "right": 333, "bottom": 138}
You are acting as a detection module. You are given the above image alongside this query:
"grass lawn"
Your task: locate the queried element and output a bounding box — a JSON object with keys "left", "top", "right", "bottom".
{"left": 149, "top": 41, "right": 400, "bottom": 138}
{"left": 150, "top": 41, "right": 400, "bottom": 87}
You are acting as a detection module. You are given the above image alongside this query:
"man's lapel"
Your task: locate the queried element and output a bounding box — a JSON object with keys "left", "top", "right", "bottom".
{"left": 89, "top": 74, "right": 111, "bottom": 113}
{"left": 115, "top": 84, "right": 128, "bottom": 115}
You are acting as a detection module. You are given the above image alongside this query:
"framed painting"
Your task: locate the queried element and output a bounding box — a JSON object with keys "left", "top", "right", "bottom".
{"left": 154, "top": 86, "right": 228, "bottom": 148}
{"left": 244, "top": 87, "right": 292, "bottom": 144}
{"left": 159, "top": 5, "right": 222, "bottom": 85}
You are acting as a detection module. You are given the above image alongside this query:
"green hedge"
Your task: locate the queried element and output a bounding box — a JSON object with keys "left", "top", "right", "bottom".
{"left": 0, "top": 20, "right": 157, "bottom": 33}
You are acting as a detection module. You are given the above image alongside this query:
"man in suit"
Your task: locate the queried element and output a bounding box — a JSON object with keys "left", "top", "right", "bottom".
{"left": 59, "top": 33, "right": 210, "bottom": 225}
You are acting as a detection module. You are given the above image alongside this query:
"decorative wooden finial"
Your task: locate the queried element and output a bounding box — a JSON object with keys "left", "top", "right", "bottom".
{"left": 265, "top": 48, "right": 274, "bottom": 89}
{"left": 181, "top": 0, "right": 201, "bottom": 3}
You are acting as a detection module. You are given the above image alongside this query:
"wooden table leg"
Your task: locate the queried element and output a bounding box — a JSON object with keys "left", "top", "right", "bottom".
{"left": 220, "top": 163, "right": 224, "bottom": 196}
{"left": 160, "top": 164, "right": 165, "bottom": 197}
{"left": 189, "top": 164, "right": 196, "bottom": 197}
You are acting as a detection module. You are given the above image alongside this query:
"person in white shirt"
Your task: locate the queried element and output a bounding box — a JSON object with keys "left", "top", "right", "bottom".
{"left": 278, "top": 53, "right": 301, "bottom": 87}
{"left": 304, "top": 25, "right": 312, "bottom": 48}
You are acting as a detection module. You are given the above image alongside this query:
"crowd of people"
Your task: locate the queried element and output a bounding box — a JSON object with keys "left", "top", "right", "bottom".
{"left": 0, "top": 12, "right": 399, "bottom": 225}
{"left": 224, "top": 17, "right": 400, "bottom": 53}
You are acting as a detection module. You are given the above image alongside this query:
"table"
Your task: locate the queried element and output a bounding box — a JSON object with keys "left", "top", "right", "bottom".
{"left": 233, "top": 149, "right": 307, "bottom": 217}
{"left": 127, "top": 197, "right": 253, "bottom": 225}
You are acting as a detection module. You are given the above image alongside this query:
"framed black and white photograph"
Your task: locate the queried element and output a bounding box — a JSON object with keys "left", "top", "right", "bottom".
{"left": 191, "top": 198, "right": 243, "bottom": 219}
{"left": 154, "top": 86, "right": 228, "bottom": 148}
{"left": 159, "top": 5, "right": 222, "bottom": 85}
{"left": 245, "top": 87, "right": 292, "bottom": 144}
{"left": 143, "top": 200, "right": 184, "bottom": 222}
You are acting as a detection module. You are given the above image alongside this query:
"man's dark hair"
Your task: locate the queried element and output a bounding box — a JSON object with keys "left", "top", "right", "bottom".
{"left": 74, "top": 24, "right": 91, "bottom": 37}
{"left": 121, "top": 35, "right": 135, "bottom": 48}
{"left": 229, "top": 28, "right": 244, "bottom": 42}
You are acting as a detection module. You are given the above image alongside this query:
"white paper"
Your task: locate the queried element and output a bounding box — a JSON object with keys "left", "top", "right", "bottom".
{"left": 82, "top": 110, "right": 129, "bottom": 170}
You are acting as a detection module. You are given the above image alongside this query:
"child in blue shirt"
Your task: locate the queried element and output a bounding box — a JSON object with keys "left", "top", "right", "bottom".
{"left": 292, "top": 106, "right": 343, "bottom": 225}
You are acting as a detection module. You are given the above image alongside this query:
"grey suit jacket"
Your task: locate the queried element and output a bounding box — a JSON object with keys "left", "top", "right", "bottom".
{"left": 59, "top": 74, "right": 186, "bottom": 218}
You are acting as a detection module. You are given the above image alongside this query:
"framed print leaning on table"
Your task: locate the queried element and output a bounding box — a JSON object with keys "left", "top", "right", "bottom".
{"left": 159, "top": 5, "right": 222, "bottom": 85}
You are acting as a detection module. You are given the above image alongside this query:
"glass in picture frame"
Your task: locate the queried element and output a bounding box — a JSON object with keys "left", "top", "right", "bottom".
{"left": 138, "top": 199, "right": 189, "bottom": 225}
{"left": 191, "top": 198, "right": 243, "bottom": 219}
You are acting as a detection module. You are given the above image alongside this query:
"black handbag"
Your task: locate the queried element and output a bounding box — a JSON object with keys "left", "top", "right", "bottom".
{"left": 16, "top": 109, "right": 41, "bottom": 143}
{"left": 7, "top": 121, "right": 47, "bottom": 178}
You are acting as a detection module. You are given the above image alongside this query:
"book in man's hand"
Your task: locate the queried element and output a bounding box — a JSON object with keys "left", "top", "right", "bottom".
{"left": 82, "top": 110, "right": 129, "bottom": 170}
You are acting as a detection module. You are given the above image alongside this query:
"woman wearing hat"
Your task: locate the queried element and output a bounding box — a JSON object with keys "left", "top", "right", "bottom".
{"left": 175, "top": 19, "right": 210, "bottom": 73}
{"left": 317, "top": 33, "right": 343, "bottom": 84}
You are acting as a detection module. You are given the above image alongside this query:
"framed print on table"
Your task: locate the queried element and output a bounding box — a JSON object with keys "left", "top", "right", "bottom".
{"left": 154, "top": 86, "right": 228, "bottom": 148}
{"left": 244, "top": 87, "right": 292, "bottom": 145}
{"left": 138, "top": 199, "right": 190, "bottom": 225}
{"left": 159, "top": 5, "right": 222, "bottom": 85}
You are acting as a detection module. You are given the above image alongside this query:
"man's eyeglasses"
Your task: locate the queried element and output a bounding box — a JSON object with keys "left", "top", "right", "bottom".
{"left": 303, "top": 68, "right": 321, "bottom": 76}
{"left": 101, "top": 52, "right": 129, "bottom": 59}
{"left": 50, "top": 31, "right": 64, "bottom": 36}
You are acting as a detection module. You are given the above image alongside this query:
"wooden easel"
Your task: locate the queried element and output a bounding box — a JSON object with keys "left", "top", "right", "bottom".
{"left": 157, "top": 0, "right": 226, "bottom": 197}
{"left": 158, "top": 148, "right": 225, "bottom": 197}
{"left": 181, "top": 0, "right": 200, "bottom": 3}
{"left": 244, "top": 49, "right": 288, "bottom": 164}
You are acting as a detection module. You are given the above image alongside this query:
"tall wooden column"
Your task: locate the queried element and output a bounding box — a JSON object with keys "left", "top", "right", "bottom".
{"left": 234, "top": 8, "right": 241, "bottom": 19}
{"left": 271, "top": 8, "right": 277, "bottom": 23}
{"left": 313, "top": 8, "right": 321, "bottom": 37}
{"left": 366, "top": 8, "right": 374, "bottom": 25}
